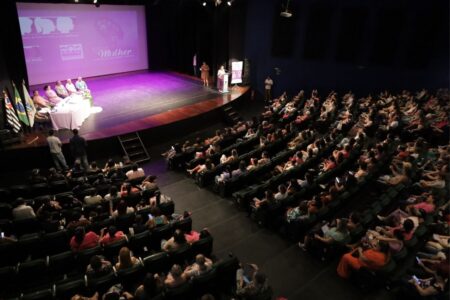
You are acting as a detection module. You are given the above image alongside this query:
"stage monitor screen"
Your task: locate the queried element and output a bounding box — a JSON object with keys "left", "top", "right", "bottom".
{"left": 17, "top": 3, "right": 148, "bottom": 85}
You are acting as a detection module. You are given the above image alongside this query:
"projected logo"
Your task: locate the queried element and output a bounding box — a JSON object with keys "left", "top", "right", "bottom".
{"left": 95, "top": 18, "right": 124, "bottom": 43}
{"left": 24, "top": 46, "right": 42, "bottom": 62}
{"left": 59, "top": 44, "right": 84, "bottom": 61}
{"left": 19, "top": 16, "right": 75, "bottom": 35}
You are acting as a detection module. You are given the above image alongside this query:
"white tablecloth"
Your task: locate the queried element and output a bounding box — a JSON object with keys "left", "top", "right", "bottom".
{"left": 48, "top": 95, "right": 91, "bottom": 130}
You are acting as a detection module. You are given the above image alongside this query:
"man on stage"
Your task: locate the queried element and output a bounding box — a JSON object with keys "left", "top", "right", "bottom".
{"left": 217, "top": 65, "right": 226, "bottom": 91}
{"left": 55, "top": 81, "right": 69, "bottom": 98}
{"left": 264, "top": 76, "right": 273, "bottom": 102}
{"left": 44, "top": 85, "right": 63, "bottom": 105}
{"left": 75, "top": 77, "right": 93, "bottom": 106}
{"left": 65, "top": 79, "right": 79, "bottom": 95}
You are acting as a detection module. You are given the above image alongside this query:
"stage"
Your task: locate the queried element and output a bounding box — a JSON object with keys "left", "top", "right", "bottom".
{"left": 20, "top": 71, "right": 249, "bottom": 147}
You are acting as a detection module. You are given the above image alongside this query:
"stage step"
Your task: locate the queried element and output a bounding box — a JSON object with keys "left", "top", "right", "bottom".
{"left": 118, "top": 132, "right": 150, "bottom": 164}
{"left": 222, "top": 105, "right": 242, "bottom": 125}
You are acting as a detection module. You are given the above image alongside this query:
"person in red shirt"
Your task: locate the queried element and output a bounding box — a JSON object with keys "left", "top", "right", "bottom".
{"left": 99, "top": 226, "right": 126, "bottom": 246}
{"left": 70, "top": 227, "right": 99, "bottom": 252}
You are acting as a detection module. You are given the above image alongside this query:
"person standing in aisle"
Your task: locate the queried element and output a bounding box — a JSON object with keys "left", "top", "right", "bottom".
{"left": 47, "top": 129, "right": 68, "bottom": 171}
{"left": 70, "top": 129, "right": 89, "bottom": 170}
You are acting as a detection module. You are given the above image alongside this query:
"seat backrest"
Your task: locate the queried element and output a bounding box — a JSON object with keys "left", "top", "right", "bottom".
{"left": 48, "top": 251, "right": 77, "bottom": 277}
{"left": 164, "top": 281, "right": 193, "bottom": 300}
{"left": 191, "top": 236, "right": 213, "bottom": 257}
{"left": 143, "top": 252, "right": 170, "bottom": 274}
{"left": 21, "top": 288, "right": 53, "bottom": 300}
{"left": 54, "top": 278, "right": 86, "bottom": 300}
{"left": 43, "top": 229, "right": 70, "bottom": 255}
{"left": 169, "top": 243, "right": 192, "bottom": 266}
{"left": 172, "top": 217, "right": 192, "bottom": 233}
{"left": 78, "top": 245, "right": 103, "bottom": 267}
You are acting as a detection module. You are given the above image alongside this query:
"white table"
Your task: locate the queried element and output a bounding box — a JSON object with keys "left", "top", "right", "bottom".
{"left": 48, "top": 95, "right": 91, "bottom": 130}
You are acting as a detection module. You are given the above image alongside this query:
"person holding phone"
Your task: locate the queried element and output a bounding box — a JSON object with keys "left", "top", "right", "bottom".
{"left": 337, "top": 241, "right": 390, "bottom": 279}
{"left": 236, "top": 263, "right": 272, "bottom": 298}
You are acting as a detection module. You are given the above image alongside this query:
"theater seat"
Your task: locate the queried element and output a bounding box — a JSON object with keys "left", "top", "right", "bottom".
{"left": 169, "top": 243, "right": 192, "bottom": 266}
{"left": 48, "top": 251, "right": 78, "bottom": 280}
{"left": 172, "top": 217, "right": 192, "bottom": 233}
{"left": 116, "top": 261, "right": 146, "bottom": 291}
{"left": 192, "top": 268, "right": 218, "bottom": 298}
{"left": 20, "top": 288, "right": 53, "bottom": 300}
{"left": 164, "top": 280, "right": 194, "bottom": 300}
{"left": 54, "top": 278, "right": 86, "bottom": 300}
{"left": 128, "top": 231, "right": 151, "bottom": 257}
{"left": 150, "top": 224, "right": 173, "bottom": 250}
{"left": 103, "top": 238, "right": 129, "bottom": 262}
{"left": 191, "top": 236, "right": 214, "bottom": 257}
{"left": 143, "top": 252, "right": 170, "bottom": 274}
{"left": 17, "top": 258, "right": 48, "bottom": 289}
{"left": 86, "top": 272, "right": 118, "bottom": 295}
{"left": 77, "top": 245, "right": 103, "bottom": 268}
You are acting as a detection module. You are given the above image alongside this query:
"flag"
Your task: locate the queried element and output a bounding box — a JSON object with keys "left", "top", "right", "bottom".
{"left": 12, "top": 82, "right": 29, "bottom": 126}
{"left": 3, "top": 90, "right": 21, "bottom": 133}
{"left": 22, "top": 81, "right": 36, "bottom": 127}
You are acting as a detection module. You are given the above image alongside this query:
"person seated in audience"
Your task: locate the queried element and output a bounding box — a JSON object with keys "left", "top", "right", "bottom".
{"left": 120, "top": 182, "right": 140, "bottom": 198}
{"left": 115, "top": 246, "right": 139, "bottom": 271}
{"left": 126, "top": 164, "right": 145, "bottom": 180}
{"left": 320, "top": 155, "right": 337, "bottom": 173}
{"left": 299, "top": 218, "right": 350, "bottom": 250}
{"left": 337, "top": 241, "right": 391, "bottom": 279}
{"left": 164, "top": 264, "right": 186, "bottom": 288}
{"left": 47, "top": 167, "right": 66, "bottom": 182}
{"left": 66, "top": 211, "right": 91, "bottom": 230}
{"left": 377, "top": 163, "right": 411, "bottom": 186}
{"left": 141, "top": 175, "right": 158, "bottom": 191}
{"left": 12, "top": 198, "right": 36, "bottom": 220}
{"left": 146, "top": 206, "right": 169, "bottom": 229}
{"left": 65, "top": 79, "right": 79, "bottom": 95}
{"left": 297, "top": 172, "right": 314, "bottom": 188}
{"left": 220, "top": 149, "right": 239, "bottom": 164}
{"left": 0, "top": 230, "right": 17, "bottom": 245}
{"left": 88, "top": 161, "right": 102, "bottom": 174}
{"left": 36, "top": 195, "right": 61, "bottom": 215}
{"left": 253, "top": 190, "right": 276, "bottom": 209}
{"left": 205, "top": 130, "right": 223, "bottom": 146}
{"left": 185, "top": 227, "right": 209, "bottom": 244}
{"left": 104, "top": 185, "right": 120, "bottom": 203}
{"left": 275, "top": 184, "right": 288, "bottom": 201}
{"left": 406, "top": 258, "right": 449, "bottom": 297}
{"left": 424, "top": 234, "right": 450, "bottom": 253}
{"left": 67, "top": 160, "right": 84, "bottom": 178}
{"left": 244, "top": 127, "right": 257, "bottom": 140}
{"left": 44, "top": 85, "right": 63, "bottom": 105}
{"left": 86, "top": 255, "right": 113, "bottom": 279}
{"left": 103, "top": 159, "right": 120, "bottom": 176}
{"left": 215, "top": 165, "right": 233, "bottom": 184}
{"left": 405, "top": 193, "right": 436, "bottom": 216}
{"left": 93, "top": 173, "right": 111, "bottom": 189}
{"left": 111, "top": 200, "right": 135, "bottom": 218}
{"left": 162, "top": 143, "right": 182, "bottom": 159}
{"left": 162, "top": 229, "right": 187, "bottom": 252}
{"left": 54, "top": 80, "right": 69, "bottom": 98}
{"left": 110, "top": 168, "right": 128, "bottom": 182}
{"left": 32, "top": 90, "right": 52, "bottom": 108}
{"left": 183, "top": 254, "right": 213, "bottom": 279}
{"left": 84, "top": 189, "right": 103, "bottom": 206}
{"left": 236, "top": 264, "right": 272, "bottom": 299}
{"left": 354, "top": 162, "right": 368, "bottom": 182}
{"left": 359, "top": 228, "right": 405, "bottom": 255}
{"left": 70, "top": 226, "right": 99, "bottom": 252}
{"left": 231, "top": 160, "right": 248, "bottom": 178}
{"left": 99, "top": 225, "right": 126, "bottom": 246}
{"left": 187, "top": 158, "right": 215, "bottom": 175}
{"left": 135, "top": 273, "right": 163, "bottom": 299}
{"left": 29, "top": 168, "right": 47, "bottom": 184}
{"left": 71, "top": 292, "right": 99, "bottom": 300}
{"left": 257, "top": 151, "right": 270, "bottom": 165}
{"left": 419, "top": 172, "right": 446, "bottom": 189}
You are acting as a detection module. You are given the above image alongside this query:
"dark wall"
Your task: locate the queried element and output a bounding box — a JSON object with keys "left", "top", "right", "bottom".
{"left": 147, "top": 0, "right": 247, "bottom": 79}
{"left": 243, "top": 0, "right": 449, "bottom": 96}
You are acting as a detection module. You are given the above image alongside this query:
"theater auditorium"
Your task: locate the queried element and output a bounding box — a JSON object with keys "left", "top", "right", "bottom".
{"left": 0, "top": 0, "right": 448, "bottom": 299}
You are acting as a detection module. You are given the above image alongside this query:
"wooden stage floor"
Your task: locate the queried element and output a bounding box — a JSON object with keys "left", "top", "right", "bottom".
{"left": 15, "top": 71, "right": 249, "bottom": 149}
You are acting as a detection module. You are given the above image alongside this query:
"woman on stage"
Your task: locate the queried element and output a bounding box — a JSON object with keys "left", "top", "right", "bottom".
{"left": 200, "top": 62, "right": 210, "bottom": 87}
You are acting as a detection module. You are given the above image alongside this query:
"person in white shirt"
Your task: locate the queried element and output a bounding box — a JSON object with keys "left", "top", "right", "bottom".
{"left": 183, "top": 254, "right": 213, "bottom": 279}
{"left": 47, "top": 129, "right": 68, "bottom": 171}
{"left": 65, "top": 79, "right": 79, "bottom": 95}
{"left": 12, "top": 198, "right": 36, "bottom": 220}
{"left": 84, "top": 189, "right": 103, "bottom": 206}
{"left": 274, "top": 184, "right": 288, "bottom": 201}
{"left": 126, "top": 164, "right": 145, "bottom": 180}
{"left": 264, "top": 76, "right": 274, "bottom": 102}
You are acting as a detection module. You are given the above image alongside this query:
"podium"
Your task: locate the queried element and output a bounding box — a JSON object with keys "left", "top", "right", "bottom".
{"left": 217, "top": 73, "right": 229, "bottom": 93}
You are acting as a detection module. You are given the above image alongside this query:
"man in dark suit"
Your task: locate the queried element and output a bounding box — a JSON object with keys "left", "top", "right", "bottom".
{"left": 70, "top": 129, "right": 89, "bottom": 170}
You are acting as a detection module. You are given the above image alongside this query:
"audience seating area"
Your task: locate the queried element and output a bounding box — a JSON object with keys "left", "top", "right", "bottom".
{"left": 165, "top": 88, "right": 449, "bottom": 299}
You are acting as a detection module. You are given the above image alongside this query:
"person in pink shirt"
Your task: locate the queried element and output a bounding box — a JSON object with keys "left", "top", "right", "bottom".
{"left": 70, "top": 227, "right": 99, "bottom": 252}
{"left": 99, "top": 226, "right": 126, "bottom": 246}
{"left": 407, "top": 194, "right": 436, "bottom": 215}
{"left": 44, "top": 85, "right": 63, "bottom": 105}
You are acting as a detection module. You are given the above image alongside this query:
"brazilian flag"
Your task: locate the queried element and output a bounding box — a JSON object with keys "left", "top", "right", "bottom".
{"left": 13, "top": 83, "right": 30, "bottom": 126}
